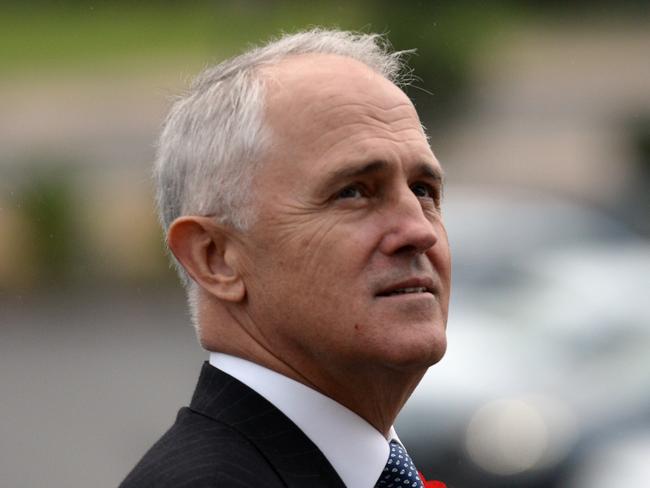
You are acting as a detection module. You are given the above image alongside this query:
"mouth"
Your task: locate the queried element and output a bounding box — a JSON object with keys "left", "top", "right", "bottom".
{"left": 375, "top": 279, "right": 435, "bottom": 298}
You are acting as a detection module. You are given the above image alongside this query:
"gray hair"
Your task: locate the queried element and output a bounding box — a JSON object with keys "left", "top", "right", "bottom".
{"left": 154, "top": 28, "right": 413, "bottom": 311}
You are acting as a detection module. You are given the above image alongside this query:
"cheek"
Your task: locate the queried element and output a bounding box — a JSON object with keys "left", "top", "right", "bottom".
{"left": 433, "top": 224, "right": 452, "bottom": 270}
{"left": 436, "top": 242, "right": 452, "bottom": 281}
{"left": 285, "top": 222, "right": 368, "bottom": 276}
{"left": 246, "top": 211, "right": 383, "bottom": 308}
{"left": 434, "top": 236, "right": 452, "bottom": 315}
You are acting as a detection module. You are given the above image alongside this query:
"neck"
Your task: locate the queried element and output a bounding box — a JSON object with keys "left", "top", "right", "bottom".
{"left": 198, "top": 301, "right": 427, "bottom": 436}
{"left": 301, "top": 363, "right": 427, "bottom": 437}
{"left": 220, "top": 342, "right": 425, "bottom": 436}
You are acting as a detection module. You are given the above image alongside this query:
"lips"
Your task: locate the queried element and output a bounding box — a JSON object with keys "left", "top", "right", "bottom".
{"left": 376, "top": 278, "right": 435, "bottom": 297}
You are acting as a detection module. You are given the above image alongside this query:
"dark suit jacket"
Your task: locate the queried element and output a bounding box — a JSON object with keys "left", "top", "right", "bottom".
{"left": 120, "top": 362, "right": 347, "bottom": 488}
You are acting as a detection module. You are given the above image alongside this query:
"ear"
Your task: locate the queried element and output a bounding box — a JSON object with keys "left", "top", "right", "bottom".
{"left": 166, "top": 216, "right": 245, "bottom": 302}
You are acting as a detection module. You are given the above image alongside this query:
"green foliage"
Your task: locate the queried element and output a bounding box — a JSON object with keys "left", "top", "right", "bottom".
{"left": 18, "top": 165, "right": 79, "bottom": 286}
{"left": 0, "top": 0, "right": 522, "bottom": 120}
{"left": 0, "top": 4, "right": 219, "bottom": 76}
{"left": 0, "top": 1, "right": 368, "bottom": 76}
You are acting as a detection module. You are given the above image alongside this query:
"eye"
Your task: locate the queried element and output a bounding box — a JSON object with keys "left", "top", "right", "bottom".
{"left": 411, "top": 182, "right": 436, "bottom": 199}
{"left": 336, "top": 184, "right": 364, "bottom": 199}
{"left": 410, "top": 181, "right": 442, "bottom": 211}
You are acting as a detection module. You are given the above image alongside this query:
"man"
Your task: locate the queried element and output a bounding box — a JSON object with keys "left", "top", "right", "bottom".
{"left": 121, "top": 28, "right": 451, "bottom": 488}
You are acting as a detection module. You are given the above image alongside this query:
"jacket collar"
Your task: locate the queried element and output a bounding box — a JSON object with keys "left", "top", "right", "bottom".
{"left": 189, "top": 362, "right": 346, "bottom": 488}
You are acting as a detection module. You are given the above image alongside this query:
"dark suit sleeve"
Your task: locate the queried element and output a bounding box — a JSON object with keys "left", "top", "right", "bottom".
{"left": 120, "top": 408, "right": 286, "bottom": 488}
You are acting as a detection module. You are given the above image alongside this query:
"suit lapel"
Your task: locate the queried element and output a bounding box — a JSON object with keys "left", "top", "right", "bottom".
{"left": 189, "top": 362, "right": 347, "bottom": 488}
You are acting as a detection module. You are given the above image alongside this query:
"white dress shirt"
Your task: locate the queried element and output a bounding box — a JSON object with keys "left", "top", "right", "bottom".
{"left": 209, "top": 352, "right": 400, "bottom": 488}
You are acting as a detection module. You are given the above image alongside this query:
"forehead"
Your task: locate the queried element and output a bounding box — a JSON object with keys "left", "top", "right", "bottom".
{"left": 259, "top": 54, "right": 434, "bottom": 178}
{"left": 263, "top": 54, "right": 419, "bottom": 129}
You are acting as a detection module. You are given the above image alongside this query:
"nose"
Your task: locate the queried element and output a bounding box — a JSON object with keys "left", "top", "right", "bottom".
{"left": 378, "top": 190, "right": 438, "bottom": 257}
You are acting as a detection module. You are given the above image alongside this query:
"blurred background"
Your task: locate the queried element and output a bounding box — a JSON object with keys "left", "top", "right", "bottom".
{"left": 1, "top": 1, "right": 649, "bottom": 487}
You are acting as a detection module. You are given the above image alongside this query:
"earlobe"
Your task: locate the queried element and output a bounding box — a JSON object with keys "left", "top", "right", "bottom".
{"left": 167, "top": 216, "right": 246, "bottom": 302}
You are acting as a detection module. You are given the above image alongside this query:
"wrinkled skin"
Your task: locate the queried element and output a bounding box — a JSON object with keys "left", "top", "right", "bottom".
{"left": 224, "top": 54, "right": 452, "bottom": 433}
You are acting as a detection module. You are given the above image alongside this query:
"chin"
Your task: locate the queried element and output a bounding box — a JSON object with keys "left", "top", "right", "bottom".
{"left": 379, "top": 328, "right": 448, "bottom": 372}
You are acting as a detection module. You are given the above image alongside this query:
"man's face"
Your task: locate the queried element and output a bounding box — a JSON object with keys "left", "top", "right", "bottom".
{"left": 236, "top": 54, "right": 451, "bottom": 380}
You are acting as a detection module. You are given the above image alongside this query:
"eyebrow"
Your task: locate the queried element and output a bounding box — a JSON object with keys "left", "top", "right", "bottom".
{"left": 320, "top": 160, "right": 444, "bottom": 191}
{"left": 417, "top": 162, "right": 445, "bottom": 183}
{"left": 323, "top": 160, "right": 388, "bottom": 185}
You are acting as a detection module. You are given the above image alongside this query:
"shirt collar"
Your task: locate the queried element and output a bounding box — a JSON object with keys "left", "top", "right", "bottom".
{"left": 209, "top": 352, "right": 398, "bottom": 488}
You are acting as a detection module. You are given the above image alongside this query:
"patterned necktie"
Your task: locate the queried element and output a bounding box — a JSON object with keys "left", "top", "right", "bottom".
{"left": 375, "top": 440, "right": 424, "bottom": 488}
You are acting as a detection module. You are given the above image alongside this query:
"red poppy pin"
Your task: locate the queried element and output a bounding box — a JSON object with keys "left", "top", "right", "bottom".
{"left": 417, "top": 471, "right": 447, "bottom": 488}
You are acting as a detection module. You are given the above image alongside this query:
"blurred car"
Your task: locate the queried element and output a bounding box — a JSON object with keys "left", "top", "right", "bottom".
{"left": 396, "top": 186, "right": 650, "bottom": 488}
